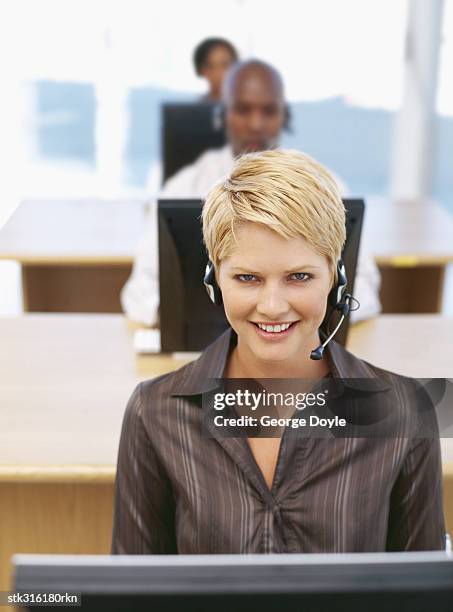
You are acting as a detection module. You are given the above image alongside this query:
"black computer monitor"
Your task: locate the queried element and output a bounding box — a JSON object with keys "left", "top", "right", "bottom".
{"left": 161, "top": 103, "right": 226, "bottom": 183}
{"left": 158, "top": 198, "right": 364, "bottom": 353}
{"left": 13, "top": 551, "right": 453, "bottom": 612}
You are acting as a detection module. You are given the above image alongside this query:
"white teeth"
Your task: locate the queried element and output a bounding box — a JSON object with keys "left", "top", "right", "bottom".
{"left": 257, "top": 323, "right": 291, "bottom": 333}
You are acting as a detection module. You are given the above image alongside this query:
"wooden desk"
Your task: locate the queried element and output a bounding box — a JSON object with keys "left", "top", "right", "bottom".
{"left": 0, "top": 199, "right": 145, "bottom": 312}
{"left": 0, "top": 314, "right": 193, "bottom": 598}
{"left": 363, "top": 199, "right": 453, "bottom": 313}
{"left": 1, "top": 313, "right": 453, "bottom": 598}
{"left": 0, "top": 199, "right": 453, "bottom": 315}
{"left": 347, "top": 314, "right": 453, "bottom": 378}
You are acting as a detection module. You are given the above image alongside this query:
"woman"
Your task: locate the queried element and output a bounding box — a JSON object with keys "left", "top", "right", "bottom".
{"left": 112, "top": 149, "right": 445, "bottom": 554}
{"left": 193, "top": 37, "right": 238, "bottom": 102}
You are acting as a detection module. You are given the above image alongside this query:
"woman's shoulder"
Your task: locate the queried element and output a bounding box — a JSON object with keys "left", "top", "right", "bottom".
{"left": 135, "top": 328, "right": 233, "bottom": 411}
{"left": 139, "top": 359, "right": 198, "bottom": 397}
{"left": 329, "top": 340, "right": 437, "bottom": 421}
{"left": 329, "top": 338, "right": 416, "bottom": 385}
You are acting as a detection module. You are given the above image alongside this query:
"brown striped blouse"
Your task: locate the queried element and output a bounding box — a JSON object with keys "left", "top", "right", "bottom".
{"left": 111, "top": 329, "right": 445, "bottom": 554}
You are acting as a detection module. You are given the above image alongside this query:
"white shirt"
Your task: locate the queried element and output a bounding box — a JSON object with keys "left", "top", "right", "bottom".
{"left": 121, "top": 145, "right": 381, "bottom": 326}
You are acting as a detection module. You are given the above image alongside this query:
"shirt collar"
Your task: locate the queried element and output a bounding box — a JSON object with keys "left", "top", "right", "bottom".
{"left": 170, "top": 328, "right": 390, "bottom": 398}
{"left": 170, "top": 328, "right": 234, "bottom": 397}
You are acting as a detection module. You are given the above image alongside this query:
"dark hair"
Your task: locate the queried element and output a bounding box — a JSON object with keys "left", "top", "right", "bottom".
{"left": 193, "top": 38, "right": 238, "bottom": 75}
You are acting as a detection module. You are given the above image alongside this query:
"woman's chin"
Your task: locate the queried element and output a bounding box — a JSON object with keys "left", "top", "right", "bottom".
{"left": 243, "top": 333, "right": 321, "bottom": 366}
{"left": 248, "top": 339, "right": 304, "bottom": 365}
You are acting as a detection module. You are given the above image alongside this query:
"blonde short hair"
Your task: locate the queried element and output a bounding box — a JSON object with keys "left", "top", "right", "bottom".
{"left": 202, "top": 149, "right": 346, "bottom": 284}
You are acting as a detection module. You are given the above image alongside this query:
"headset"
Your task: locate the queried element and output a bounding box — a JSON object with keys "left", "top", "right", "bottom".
{"left": 203, "top": 259, "right": 357, "bottom": 360}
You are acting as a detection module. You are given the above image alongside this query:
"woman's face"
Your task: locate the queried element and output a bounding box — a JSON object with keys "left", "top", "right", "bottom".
{"left": 217, "top": 222, "right": 332, "bottom": 365}
{"left": 200, "top": 45, "right": 235, "bottom": 96}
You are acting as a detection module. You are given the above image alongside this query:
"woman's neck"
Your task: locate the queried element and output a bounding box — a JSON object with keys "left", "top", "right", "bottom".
{"left": 225, "top": 341, "right": 331, "bottom": 380}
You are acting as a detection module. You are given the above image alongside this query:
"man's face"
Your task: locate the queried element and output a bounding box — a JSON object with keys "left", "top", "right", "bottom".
{"left": 224, "top": 72, "right": 286, "bottom": 156}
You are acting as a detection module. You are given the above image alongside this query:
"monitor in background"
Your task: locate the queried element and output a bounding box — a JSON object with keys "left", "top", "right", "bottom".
{"left": 13, "top": 551, "right": 453, "bottom": 612}
{"left": 161, "top": 103, "right": 226, "bottom": 183}
{"left": 158, "top": 198, "right": 364, "bottom": 353}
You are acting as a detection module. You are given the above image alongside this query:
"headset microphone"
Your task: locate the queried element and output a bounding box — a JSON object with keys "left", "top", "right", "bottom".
{"left": 310, "top": 296, "right": 352, "bottom": 360}
{"left": 309, "top": 260, "right": 360, "bottom": 360}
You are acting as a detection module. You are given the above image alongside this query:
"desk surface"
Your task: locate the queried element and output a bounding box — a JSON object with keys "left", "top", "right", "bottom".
{"left": 0, "top": 314, "right": 452, "bottom": 482}
{"left": 0, "top": 199, "right": 145, "bottom": 264}
{"left": 1, "top": 199, "right": 453, "bottom": 266}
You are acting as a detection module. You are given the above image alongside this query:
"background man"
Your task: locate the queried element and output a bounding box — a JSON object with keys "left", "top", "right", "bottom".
{"left": 121, "top": 59, "right": 380, "bottom": 326}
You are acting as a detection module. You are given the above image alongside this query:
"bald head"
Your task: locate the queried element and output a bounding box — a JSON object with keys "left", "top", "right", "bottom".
{"left": 223, "top": 60, "right": 284, "bottom": 103}
{"left": 221, "top": 60, "right": 286, "bottom": 156}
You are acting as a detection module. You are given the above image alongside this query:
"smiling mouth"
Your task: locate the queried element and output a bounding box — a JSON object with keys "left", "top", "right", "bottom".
{"left": 250, "top": 321, "right": 299, "bottom": 335}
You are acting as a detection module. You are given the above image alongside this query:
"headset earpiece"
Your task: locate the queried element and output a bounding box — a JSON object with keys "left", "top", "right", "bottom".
{"left": 204, "top": 261, "right": 223, "bottom": 306}
{"left": 311, "top": 260, "right": 351, "bottom": 360}
{"left": 329, "top": 259, "right": 348, "bottom": 310}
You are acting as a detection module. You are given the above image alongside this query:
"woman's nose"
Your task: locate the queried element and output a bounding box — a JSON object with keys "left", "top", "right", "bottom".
{"left": 255, "top": 285, "right": 290, "bottom": 319}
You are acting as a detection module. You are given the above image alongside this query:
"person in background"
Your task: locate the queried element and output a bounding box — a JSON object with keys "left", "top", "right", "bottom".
{"left": 121, "top": 59, "right": 381, "bottom": 327}
{"left": 194, "top": 37, "right": 238, "bottom": 102}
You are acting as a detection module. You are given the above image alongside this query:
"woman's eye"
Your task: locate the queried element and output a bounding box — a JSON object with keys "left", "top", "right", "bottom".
{"left": 236, "top": 274, "right": 257, "bottom": 282}
{"left": 290, "top": 272, "right": 311, "bottom": 281}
